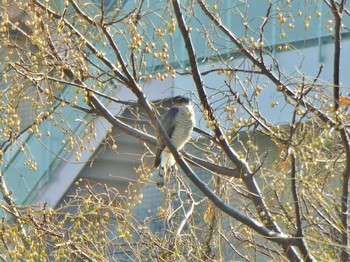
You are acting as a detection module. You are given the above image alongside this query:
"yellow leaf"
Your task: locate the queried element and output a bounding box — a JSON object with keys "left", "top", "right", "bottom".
{"left": 340, "top": 95, "right": 350, "bottom": 106}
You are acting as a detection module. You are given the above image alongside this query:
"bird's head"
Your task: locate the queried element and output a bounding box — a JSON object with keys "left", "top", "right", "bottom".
{"left": 172, "top": 96, "right": 191, "bottom": 106}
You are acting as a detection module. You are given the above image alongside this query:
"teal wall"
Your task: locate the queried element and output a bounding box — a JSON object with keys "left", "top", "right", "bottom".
{"left": 2, "top": 89, "right": 90, "bottom": 205}
{"left": 2, "top": 0, "right": 349, "bottom": 205}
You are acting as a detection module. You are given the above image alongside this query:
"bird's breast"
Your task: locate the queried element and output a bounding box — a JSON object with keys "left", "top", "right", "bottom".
{"left": 171, "top": 105, "right": 195, "bottom": 149}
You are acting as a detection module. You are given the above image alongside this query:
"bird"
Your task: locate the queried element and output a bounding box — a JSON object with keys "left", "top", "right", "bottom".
{"left": 154, "top": 96, "right": 195, "bottom": 188}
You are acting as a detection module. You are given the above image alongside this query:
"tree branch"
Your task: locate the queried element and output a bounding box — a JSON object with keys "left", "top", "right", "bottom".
{"left": 33, "top": 0, "right": 128, "bottom": 85}
{"left": 329, "top": 1, "right": 350, "bottom": 260}
{"left": 171, "top": 1, "right": 305, "bottom": 260}
{"left": 196, "top": 0, "right": 337, "bottom": 128}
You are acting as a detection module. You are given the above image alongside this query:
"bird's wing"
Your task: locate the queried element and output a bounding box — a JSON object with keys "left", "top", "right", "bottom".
{"left": 154, "top": 107, "right": 179, "bottom": 168}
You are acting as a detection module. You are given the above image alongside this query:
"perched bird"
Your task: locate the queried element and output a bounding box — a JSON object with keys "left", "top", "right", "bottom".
{"left": 154, "top": 96, "right": 195, "bottom": 187}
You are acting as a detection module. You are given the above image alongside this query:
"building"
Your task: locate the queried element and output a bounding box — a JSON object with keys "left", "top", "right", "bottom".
{"left": 0, "top": 0, "right": 350, "bottom": 259}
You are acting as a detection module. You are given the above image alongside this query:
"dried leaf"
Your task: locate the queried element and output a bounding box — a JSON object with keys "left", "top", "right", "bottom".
{"left": 340, "top": 95, "right": 350, "bottom": 106}
{"left": 204, "top": 205, "right": 215, "bottom": 223}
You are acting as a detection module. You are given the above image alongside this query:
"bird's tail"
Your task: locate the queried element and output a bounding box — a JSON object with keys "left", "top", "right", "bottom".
{"left": 156, "top": 169, "right": 165, "bottom": 188}
{"left": 154, "top": 155, "right": 161, "bottom": 169}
